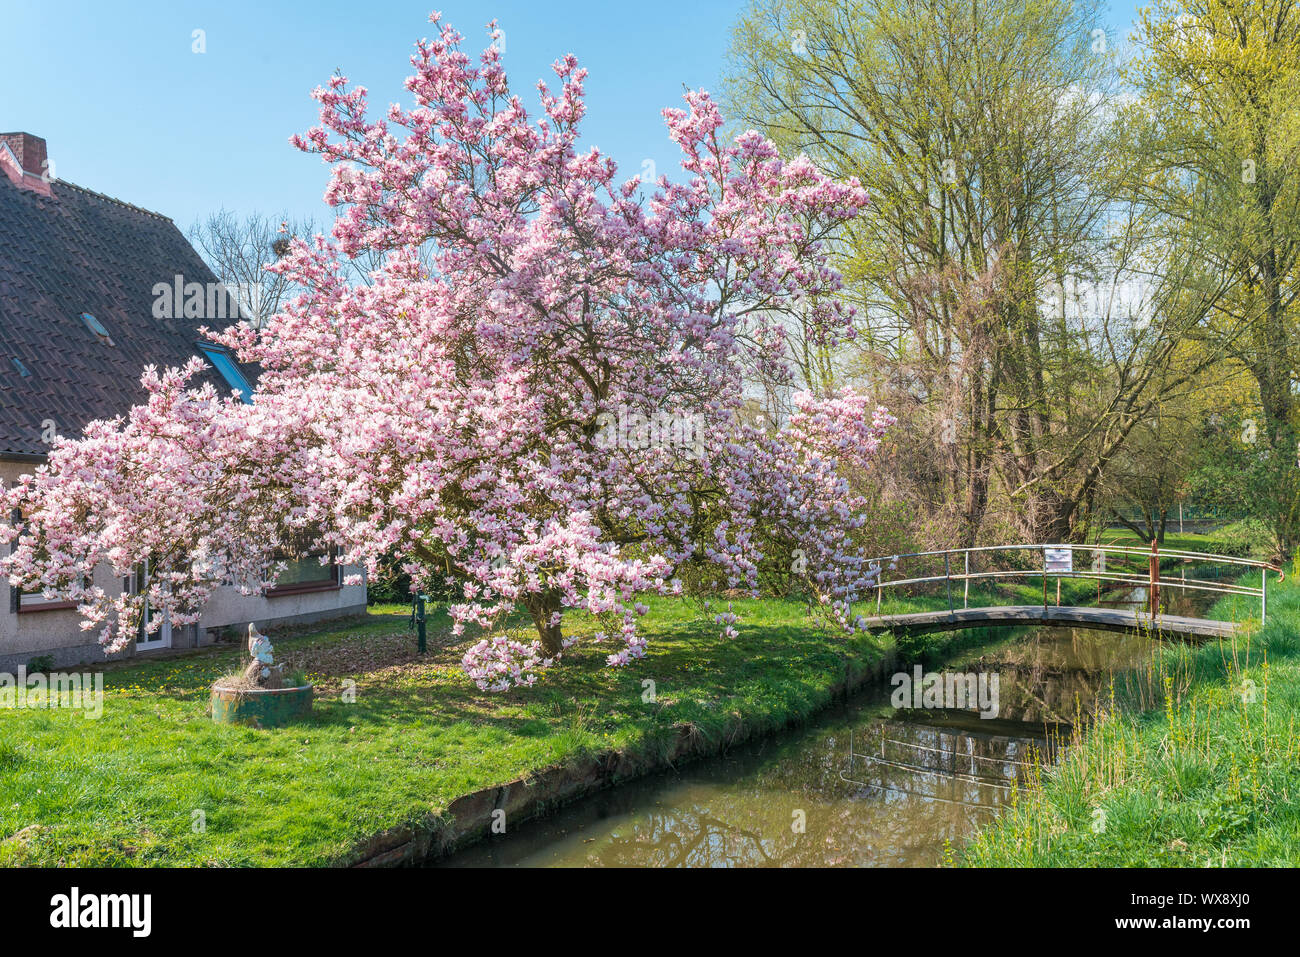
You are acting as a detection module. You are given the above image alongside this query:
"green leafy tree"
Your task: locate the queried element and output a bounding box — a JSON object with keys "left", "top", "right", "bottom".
{"left": 1121, "top": 0, "right": 1300, "bottom": 555}
{"left": 725, "top": 0, "right": 1216, "bottom": 545}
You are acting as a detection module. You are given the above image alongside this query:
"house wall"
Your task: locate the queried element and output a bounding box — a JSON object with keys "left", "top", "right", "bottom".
{"left": 0, "top": 458, "right": 368, "bottom": 671}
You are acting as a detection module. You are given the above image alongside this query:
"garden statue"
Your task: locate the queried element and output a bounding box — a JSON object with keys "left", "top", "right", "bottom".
{"left": 242, "top": 623, "right": 283, "bottom": 689}
{"left": 209, "top": 622, "right": 312, "bottom": 727}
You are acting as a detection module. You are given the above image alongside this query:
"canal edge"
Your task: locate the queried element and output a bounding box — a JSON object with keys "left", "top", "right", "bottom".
{"left": 346, "top": 644, "right": 900, "bottom": 868}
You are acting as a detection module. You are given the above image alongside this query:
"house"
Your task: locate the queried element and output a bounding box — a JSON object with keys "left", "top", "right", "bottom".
{"left": 0, "top": 131, "right": 367, "bottom": 671}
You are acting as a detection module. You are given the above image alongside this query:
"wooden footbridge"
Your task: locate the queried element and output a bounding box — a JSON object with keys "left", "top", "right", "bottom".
{"left": 858, "top": 542, "right": 1282, "bottom": 642}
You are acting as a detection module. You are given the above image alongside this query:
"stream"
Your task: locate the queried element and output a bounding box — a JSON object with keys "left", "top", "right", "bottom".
{"left": 436, "top": 584, "right": 1220, "bottom": 867}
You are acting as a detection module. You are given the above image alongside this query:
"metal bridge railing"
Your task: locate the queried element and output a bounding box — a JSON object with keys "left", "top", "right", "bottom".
{"left": 863, "top": 542, "right": 1284, "bottom": 621}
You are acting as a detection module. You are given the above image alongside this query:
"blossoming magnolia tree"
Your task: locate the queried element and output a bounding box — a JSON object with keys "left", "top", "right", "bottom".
{"left": 1, "top": 15, "right": 894, "bottom": 691}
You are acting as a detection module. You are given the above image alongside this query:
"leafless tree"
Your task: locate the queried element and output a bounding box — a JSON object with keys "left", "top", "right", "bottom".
{"left": 187, "top": 209, "right": 315, "bottom": 327}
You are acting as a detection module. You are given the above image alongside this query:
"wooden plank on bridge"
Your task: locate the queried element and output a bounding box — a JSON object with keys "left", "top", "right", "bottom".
{"left": 861, "top": 604, "right": 1239, "bottom": 641}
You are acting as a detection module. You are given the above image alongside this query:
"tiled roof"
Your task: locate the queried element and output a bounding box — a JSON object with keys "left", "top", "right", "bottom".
{"left": 0, "top": 170, "right": 246, "bottom": 457}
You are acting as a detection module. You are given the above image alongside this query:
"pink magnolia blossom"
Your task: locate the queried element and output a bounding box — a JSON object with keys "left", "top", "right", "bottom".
{"left": 1, "top": 15, "right": 892, "bottom": 691}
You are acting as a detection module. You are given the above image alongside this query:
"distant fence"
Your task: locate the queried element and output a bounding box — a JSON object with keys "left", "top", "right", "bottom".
{"left": 1106, "top": 506, "right": 1248, "bottom": 534}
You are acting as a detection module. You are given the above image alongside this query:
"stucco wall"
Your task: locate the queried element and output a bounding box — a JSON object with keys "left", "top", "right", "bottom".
{"left": 0, "top": 458, "right": 368, "bottom": 671}
{"left": 195, "top": 580, "right": 369, "bottom": 636}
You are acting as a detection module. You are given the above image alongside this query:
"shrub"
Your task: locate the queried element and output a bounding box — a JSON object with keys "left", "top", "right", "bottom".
{"left": 1206, "top": 518, "right": 1275, "bottom": 558}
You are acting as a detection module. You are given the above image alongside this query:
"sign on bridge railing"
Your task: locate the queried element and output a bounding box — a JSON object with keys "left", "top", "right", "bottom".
{"left": 1044, "top": 547, "right": 1072, "bottom": 574}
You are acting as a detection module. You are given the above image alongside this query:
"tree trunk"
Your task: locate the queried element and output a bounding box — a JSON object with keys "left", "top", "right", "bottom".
{"left": 1256, "top": 367, "right": 1298, "bottom": 561}
{"left": 526, "top": 592, "right": 565, "bottom": 656}
{"left": 1253, "top": 226, "right": 1298, "bottom": 560}
{"left": 1114, "top": 510, "right": 1150, "bottom": 542}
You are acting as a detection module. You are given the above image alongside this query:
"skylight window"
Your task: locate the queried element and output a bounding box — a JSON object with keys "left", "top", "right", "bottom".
{"left": 199, "top": 347, "right": 254, "bottom": 404}
{"left": 11, "top": 357, "right": 30, "bottom": 377}
{"left": 80, "top": 312, "right": 114, "bottom": 345}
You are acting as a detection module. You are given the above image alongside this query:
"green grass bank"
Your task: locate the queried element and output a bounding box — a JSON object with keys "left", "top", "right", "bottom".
{"left": 963, "top": 564, "right": 1300, "bottom": 866}
{"left": 2, "top": 540, "right": 1245, "bottom": 868}
{"left": 2, "top": 593, "right": 912, "bottom": 866}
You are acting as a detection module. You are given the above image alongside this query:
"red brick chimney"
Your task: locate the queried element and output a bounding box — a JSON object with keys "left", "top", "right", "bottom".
{"left": 0, "top": 132, "right": 48, "bottom": 177}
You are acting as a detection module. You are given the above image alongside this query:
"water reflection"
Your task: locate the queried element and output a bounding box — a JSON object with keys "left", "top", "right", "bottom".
{"left": 841, "top": 712, "right": 1059, "bottom": 808}
{"left": 438, "top": 597, "right": 1209, "bottom": 867}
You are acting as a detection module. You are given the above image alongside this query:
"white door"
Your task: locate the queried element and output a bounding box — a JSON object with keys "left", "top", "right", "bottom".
{"left": 133, "top": 561, "right": 172, "bottom": 651}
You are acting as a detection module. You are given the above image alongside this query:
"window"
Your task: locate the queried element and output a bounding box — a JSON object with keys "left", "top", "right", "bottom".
{"left": 15, "top": 588, "right": 77, "bottom": 613}
{"left": 80, "top": 312, "right": 114, "bottom": 346}
{"left": 199, "top": 347, "right": 254, "bottom": 404}
{"left": 11, "top": 357, "right": 30, "bottom": 377}
{"left": 274, "top": 556, "right": 338, "bottom": 588}
{"left": 267, "top": 532, "right": 340, "bottom": 596}
{"left": 15, "top": 571, "right": 88, "bottom": 613}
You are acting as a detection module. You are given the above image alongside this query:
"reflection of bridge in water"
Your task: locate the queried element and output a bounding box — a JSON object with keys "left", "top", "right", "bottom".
{"left": 839, "top": 713, "right": 1064, "bottom": 812}
{"left": 860, "top": 542, "right": 1282, "bottom": 642}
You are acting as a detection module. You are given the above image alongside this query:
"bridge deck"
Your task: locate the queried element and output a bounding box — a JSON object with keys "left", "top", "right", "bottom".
{"left": 861, "top": 604, "right": 1239, "bottom": 641}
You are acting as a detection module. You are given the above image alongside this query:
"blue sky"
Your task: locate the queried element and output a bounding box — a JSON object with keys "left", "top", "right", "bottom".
{"left": 2, "top": 0, "right": 1145, "bottom": 232}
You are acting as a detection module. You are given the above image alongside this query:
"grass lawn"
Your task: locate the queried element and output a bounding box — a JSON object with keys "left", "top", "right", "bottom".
{"left": 962, "top": 565, "right": 1300, "bottom": 866}
{"left": 3, "top": 543, "right": 1258, "bottom": 868}
{"left": 1092, "top": 529, "right": 1258, "bottom": 563}
{"left": 1093, "top": 530, "right": 1218, "bottom": 550}
{"left": 2, "top": 593, "right": 910, "bottom": 866}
